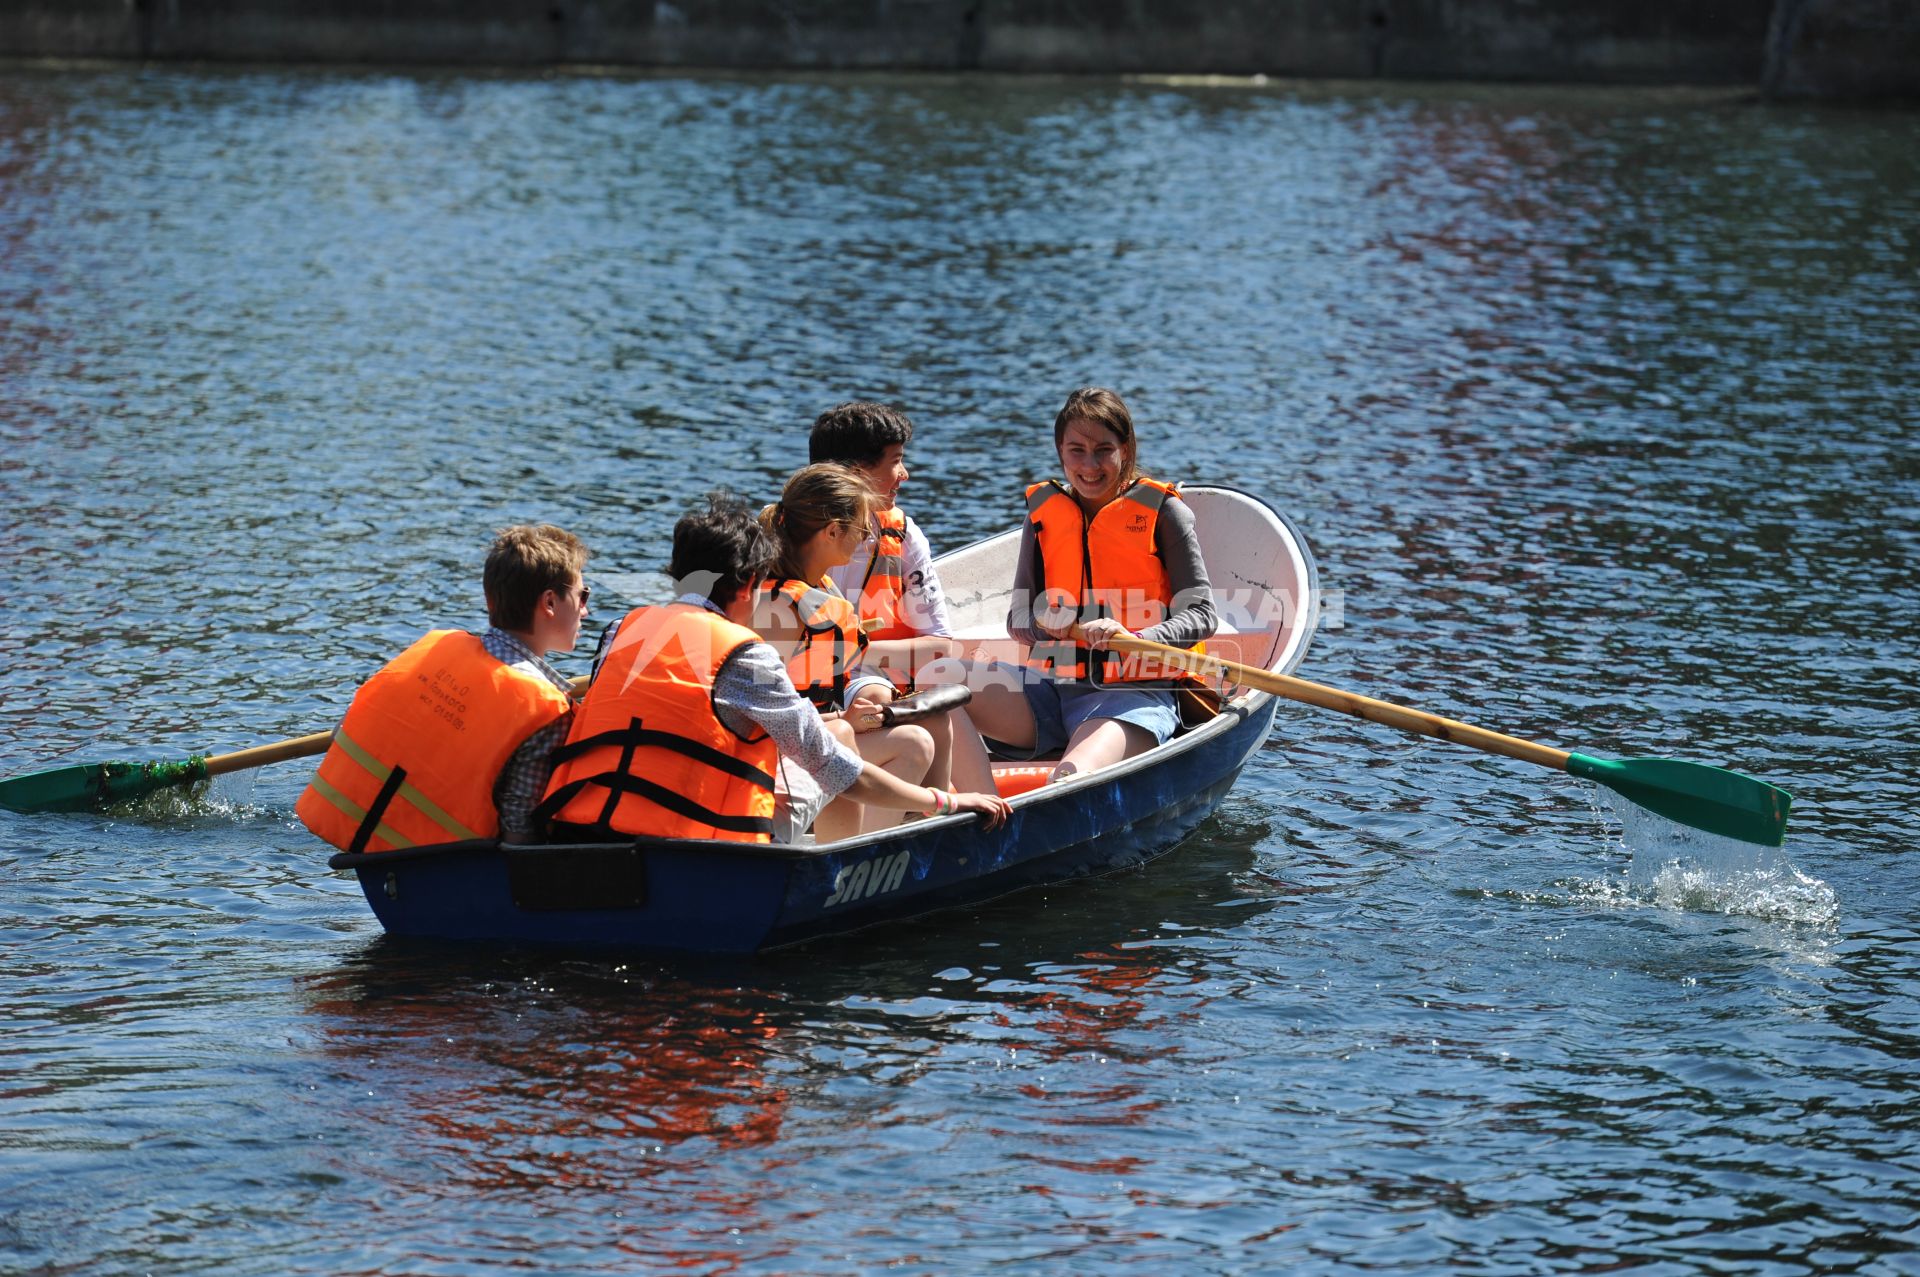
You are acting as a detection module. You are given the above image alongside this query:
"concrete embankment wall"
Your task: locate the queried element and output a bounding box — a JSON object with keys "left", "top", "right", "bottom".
{"left": 1, "top": 0, "right": 1913, "bottom": 100}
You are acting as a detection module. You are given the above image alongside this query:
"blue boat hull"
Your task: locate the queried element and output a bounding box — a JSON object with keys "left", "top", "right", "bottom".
{"left": 329, "top": 692, "right": 1280, "bottom": 955}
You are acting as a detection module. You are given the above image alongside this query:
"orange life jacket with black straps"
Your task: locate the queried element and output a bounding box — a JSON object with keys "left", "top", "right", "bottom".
{"left": 535, "top": 604, "right": 778, "bottom": 843}
{"left": 1025, "top": 475, "right": 1207, "bottom": 686}
{"left": 296, "top": 629, "right": 573, "bottom": 854}
{"left": 763, "top": 577, "right": 868, "bottom": 713}
{"left": 854, "top": 506, "right": 915, "bottom": 641}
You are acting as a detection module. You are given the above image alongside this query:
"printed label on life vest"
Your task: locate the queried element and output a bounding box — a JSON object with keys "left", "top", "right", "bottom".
{"left": 415, "top": 666, "right": 472, "bottom": 734}
{"left": 822, "top": 850, "right": 911, "bottom": 908}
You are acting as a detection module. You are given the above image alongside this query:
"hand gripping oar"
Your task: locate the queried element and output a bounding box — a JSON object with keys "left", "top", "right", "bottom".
{"left": 0, "top": 732, "right": 335, "bottom": 815}
{"left": 0, "top": 675, "right": 595, "bottom": 816}
{"left": 1101, "top": 632, "right": 1792, "bottom": 847}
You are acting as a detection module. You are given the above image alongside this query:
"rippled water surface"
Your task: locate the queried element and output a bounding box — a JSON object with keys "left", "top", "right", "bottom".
{"left": 2, "top": 68, "right": 1917, "bottom": 1274}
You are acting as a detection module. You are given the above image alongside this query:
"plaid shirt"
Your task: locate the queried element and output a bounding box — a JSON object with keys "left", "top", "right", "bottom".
{"left": 481, "top": 627, "right": 576, "bottom": 841}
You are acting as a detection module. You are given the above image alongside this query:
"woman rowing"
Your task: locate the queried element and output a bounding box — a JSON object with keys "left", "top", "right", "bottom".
{"left": 963, "top": 387, "right": 1218, "bottom": 782}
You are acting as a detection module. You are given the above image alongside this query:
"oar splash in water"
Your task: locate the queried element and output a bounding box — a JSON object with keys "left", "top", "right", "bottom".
{"left": 1601, "top": 792, "right": 1837, "bottom": 924}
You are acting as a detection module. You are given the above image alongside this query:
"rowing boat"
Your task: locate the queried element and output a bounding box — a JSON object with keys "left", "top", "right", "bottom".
{"left": 325, "top": 485, "right": 1320, "bottom": 953}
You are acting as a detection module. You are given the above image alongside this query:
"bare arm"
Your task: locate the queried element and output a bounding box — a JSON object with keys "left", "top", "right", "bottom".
{"left": 843, "top": 764, "right": 1010, "bottom": 827}
{"left": 718, "top": 640, "right": 1008, "bottom": 826}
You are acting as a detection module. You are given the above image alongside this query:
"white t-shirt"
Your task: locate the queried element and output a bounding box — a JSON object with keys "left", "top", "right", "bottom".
{"left": 824, "top": 512, "right": 953, "bottom": 638}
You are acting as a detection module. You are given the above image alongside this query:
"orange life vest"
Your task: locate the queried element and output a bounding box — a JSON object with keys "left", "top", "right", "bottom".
{"left": 1025, "top": 475, "right": 1207, "bottom": 685}
{"left": 296, "top": 630, "right": 573, "bottom": 853}
{"left": 763, "top": 577, "right": 868, "bottom": 713}
{"left": 854, "top": 506, "right": 915, "bottom": 640}
{"left": 536, "top": 604, "right": 778, "bottom": 843}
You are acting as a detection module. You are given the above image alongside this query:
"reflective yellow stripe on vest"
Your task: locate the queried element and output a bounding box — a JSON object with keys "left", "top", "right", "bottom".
{"left": 1117, "top": 481, "right": 1171, "bottom": 515}
{"left": 310, "top": 725, "right": 484, "bottom": 845}
{"left": 306, "top": 774, "right": 414, "bottom": 850}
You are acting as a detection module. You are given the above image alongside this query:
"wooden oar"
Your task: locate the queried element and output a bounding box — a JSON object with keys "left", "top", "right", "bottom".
{"left": 0, "top": 675, "right": 594, "bottom": 816}
{"left": 0, "top": 732, "right": 335, "bottom": 815}
{"left": 1100, "top": 632, "right": 1792, "bottom": 847}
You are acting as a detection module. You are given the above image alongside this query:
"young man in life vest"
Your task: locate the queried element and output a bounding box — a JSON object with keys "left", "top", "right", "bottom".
{"left": 297, "top": 524, "right": 590, "bottom": 853}
{"left": 539, "top": 495, "right": 1010, "bottom": 846}
{"left": 809, "top": 402, "right": 961, "bottom": 694}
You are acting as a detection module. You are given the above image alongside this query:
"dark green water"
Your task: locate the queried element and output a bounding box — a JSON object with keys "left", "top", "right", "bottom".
{"left": 1, "top": 67, "right": 1916, "bottom": 1274}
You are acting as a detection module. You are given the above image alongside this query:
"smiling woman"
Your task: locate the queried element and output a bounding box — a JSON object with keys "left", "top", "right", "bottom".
{"left": 955, "top": 386, "right": 1221, "bottom": 783}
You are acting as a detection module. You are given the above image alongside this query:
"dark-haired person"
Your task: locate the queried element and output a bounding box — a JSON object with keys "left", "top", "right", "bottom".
{"left": 960, "top": 387, "right": 1217, "bottom": 784}
{"left": 539, "top": 495, "right": 1010, "bottom": 846}
{"left": 297, "top": 523, "right": 589, "bottom": 853}
{"left": 809, "top": 401, "right": 955, "bottom": 661}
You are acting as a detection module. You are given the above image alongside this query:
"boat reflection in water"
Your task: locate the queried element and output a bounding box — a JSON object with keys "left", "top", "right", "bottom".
{"left": 301, "top": 945, "right": 794, "bottom": 1197}
{"left": 297, "top": 816, "right": 1291, "bottom": 1217}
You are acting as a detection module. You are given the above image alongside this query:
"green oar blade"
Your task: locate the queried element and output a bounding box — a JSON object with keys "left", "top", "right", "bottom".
{"left": 1566, "top": 753, "right": 1791, "bottom": 847}
{"left": 0, "top": 757, "right": 209, "bottom": 815}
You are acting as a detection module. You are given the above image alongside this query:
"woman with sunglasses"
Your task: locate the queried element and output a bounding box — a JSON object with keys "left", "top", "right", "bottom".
{"left": 754, "top": 463, "right": 997, "bottom": 839}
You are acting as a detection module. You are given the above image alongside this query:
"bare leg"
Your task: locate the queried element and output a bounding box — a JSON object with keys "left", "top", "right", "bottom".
{"left": 813, "top": 799, "right": 861, "bottom": 844}
{"left": 1050, "top": 717, "right": 1155, "bottom": 783}
{"left": 940, "top": 707, "right": 998, "bottom": 796}
{"left": 955, "top": 678, "right": 1038, "bottom": 753}
{"left": 922, "top": 709, "right": 955, "bottom": 793}
{"left": 853, "top": 723, "right": 935, "bottom": 832}
{"left": 915, "top": 655, "right": 1037, "bottom": 758}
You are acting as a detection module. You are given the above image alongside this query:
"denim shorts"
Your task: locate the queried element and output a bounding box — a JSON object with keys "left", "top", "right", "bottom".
{"left": 982, "top": 665, "right": 1180, "bottom": 761}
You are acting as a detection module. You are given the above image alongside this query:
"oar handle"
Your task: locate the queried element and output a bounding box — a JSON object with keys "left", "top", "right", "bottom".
{"left": 204, "top": 731, "right": 334, "bottom": 778}
{"left": 1104, "top": 633, "right": 1573, "bottom": 772}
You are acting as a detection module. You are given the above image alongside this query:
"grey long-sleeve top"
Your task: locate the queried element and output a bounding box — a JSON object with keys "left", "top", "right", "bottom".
{"left": 1005, "top": 491, "right": 1218, "bottom": 650}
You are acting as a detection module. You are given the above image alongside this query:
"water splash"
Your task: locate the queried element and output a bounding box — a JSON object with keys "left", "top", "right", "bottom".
{"left": 1599, "top": 790, "right": 1837, "bottom": 925}
{"left": 106, "top": 770, "right": 270, "bottom": 823}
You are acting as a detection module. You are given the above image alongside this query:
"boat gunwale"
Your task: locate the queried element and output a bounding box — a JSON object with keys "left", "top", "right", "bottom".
{"left": 326, "top": 692, "right": 1264, "bottom": 871}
